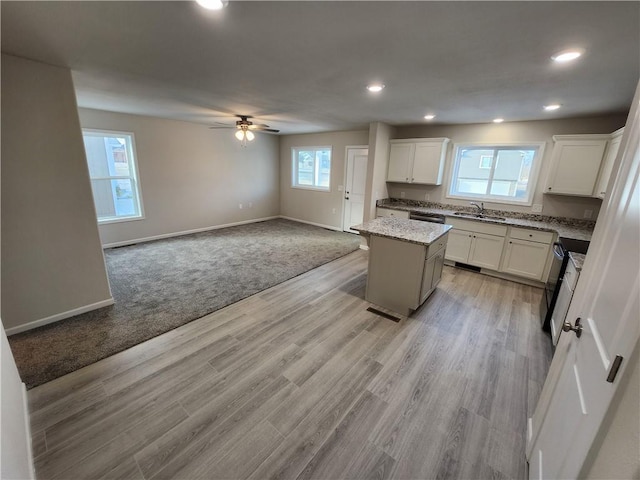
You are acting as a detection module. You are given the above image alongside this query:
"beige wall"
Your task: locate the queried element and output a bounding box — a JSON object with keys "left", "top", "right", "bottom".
{"left": 279, "top": 130, "right": 369, "bottom": 230}
{"left": 1, "top": 54, "right": 112, "bottom": 332}
{"left": 581, "top": 341, "right": 640, "bottom": 480}
{"left": 78, "top": 109, "right": 280, "bottom": 246}
{"left": 364, "top": 122, "right": 395, "bottom": 221}
{"left": 389, "top": 114, "right": 627, "bottom": 219}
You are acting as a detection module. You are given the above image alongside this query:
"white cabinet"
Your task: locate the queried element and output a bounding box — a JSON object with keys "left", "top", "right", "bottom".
{"left": 594, "top": 128, "right": 624, "bottom": 199}
{"left": 545, "top": 135, "right": 609, "bottom": 196}
{"left": 366, "top": 232, "right": 448, "bottom": 316}
{"left": 500, "top": 227, "right": 555, "bottom": 281}
{"left": 444, "top": 217, "right": 506, "bottom": 271}
{"left": 376, "top": 207, "right": 410, "bottom": 219}
{"left": 387, "top": 138, "right": 450, "bottom": 184}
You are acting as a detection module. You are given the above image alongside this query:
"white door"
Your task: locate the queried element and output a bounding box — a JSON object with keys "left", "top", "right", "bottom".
{"left": 527, "top": 83, "right": 640, "bottom": 479}
{"left": 343, "top": 147, "right": 368, "bottom": 233}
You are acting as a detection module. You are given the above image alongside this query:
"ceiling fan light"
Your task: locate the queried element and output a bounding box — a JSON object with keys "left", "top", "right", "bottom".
{"left": 195, "top": 0, "right": 225, "bottom": 10}
{"left": 551, "top": 49, "right": 584, "bottom": 63}
{"left": 245, "top": 130, "right": 255, "bottom": 141}
{"left": 235, "top": 130, "right": 245, "bottom": 141}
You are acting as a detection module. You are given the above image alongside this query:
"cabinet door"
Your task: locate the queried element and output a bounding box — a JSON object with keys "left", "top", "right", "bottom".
{"left": 431, "top": 247, "right": 445, "bottom": 289}
{"left": 412, "top": 142, "right": 445, "bottom": 184}
{"left": 387, "top": 143, "right": 414, "bottom": 182}
{"left": 501, "top": 239, "right": 550, "bottom": 280}
{"left": 445, "top": 229, "right": 473, "bottom": 263}
{"left": 546, "top": 140, "right": 607, "bottom": 196}
{"left": 468, "top": 233, "right": 505, "bottom": 270}
{"left": 420, "top": 254, "right": 436, "bottom": 304}
{"left": 594, "top": 134, "right": 623, "bottom": 198}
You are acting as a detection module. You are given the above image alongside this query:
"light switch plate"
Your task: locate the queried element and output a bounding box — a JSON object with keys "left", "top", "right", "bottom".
{"left": 532, "top": 204, "right": 543, "bottom": 213}
{"left": 400, "top": 191, "right": 406, "bottom": 198}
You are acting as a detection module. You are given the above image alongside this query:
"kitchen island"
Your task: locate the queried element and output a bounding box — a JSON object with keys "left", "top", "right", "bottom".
{"left": 353, "top": 217, "right": 452, "bottom": 316}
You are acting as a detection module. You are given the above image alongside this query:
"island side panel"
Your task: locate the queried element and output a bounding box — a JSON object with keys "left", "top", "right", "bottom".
{"left": 365, "top": 235, "right": 426, "bottom": 316}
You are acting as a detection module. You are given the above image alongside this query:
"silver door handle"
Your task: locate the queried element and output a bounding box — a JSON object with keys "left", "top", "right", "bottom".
{"left": 562, "top": 317, "right": 583, "bottom": 338}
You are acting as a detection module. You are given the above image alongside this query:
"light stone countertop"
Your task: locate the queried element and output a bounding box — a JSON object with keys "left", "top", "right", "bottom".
{"left": 377, "top": 200, "right": 595, "bottom": 242}
{"left": 352, "top": 217, "right": 452, "bottom": 246}
{"left": 569, "top": 252, "right": 586, "bottom": 271}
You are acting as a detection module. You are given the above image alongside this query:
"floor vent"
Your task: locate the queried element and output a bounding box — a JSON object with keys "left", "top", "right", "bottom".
{"left": 366, "top": 307, "right": 401, "bottom": 323}
{"left": 454, "top": 262, "right": 481, "bottom": 272}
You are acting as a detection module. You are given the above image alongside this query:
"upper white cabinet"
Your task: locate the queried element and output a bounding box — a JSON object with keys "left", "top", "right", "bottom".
{"left": 594, "top": 128, "right": 624, "bottom": 199}
{"left": 387, "top": 138, "right": 450, "bottom": 184}
{"left": 544, "top": 134, "right": 609, "bottom": 196}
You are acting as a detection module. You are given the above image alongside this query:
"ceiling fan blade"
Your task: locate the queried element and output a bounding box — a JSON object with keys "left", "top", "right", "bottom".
{"left": 258, "top": 128, "right": 280, "bottom": 133}
{"left": 208, "top": 125, "right": 235, "bottom": 129}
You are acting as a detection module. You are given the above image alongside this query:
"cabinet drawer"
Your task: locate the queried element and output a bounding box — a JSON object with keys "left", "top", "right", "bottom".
{"left": 445, "top": 217, "right": 508, "bottom": 237}
{"left": 509, "top": 227, "right": 554, "bottom": 244}
{"left": 426, "top": 232, "right": 448, "bottom": 258}
{"left": 376, "top": 208, "right": 410, "bottom": 219}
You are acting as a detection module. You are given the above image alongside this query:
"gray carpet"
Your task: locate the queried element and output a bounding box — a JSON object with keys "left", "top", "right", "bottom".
{"left": 9, "top": 219, "right": 361, "bottom": 388}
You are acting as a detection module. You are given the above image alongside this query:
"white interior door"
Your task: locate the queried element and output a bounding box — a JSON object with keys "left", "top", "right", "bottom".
{"left": 343, "top": 147, "right": 368, "bottom": 233}
{"left": 527, "top": 83, "right": 640, "bottom": 479}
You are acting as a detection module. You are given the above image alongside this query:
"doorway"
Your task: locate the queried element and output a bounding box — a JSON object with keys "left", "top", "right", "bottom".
{"left": 342, "top": 147, "right": 368, "bottom": 233}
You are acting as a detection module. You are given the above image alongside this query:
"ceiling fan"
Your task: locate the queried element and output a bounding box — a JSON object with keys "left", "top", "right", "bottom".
{"left": 209, "top": 115, "right": 280, "bottom": 145}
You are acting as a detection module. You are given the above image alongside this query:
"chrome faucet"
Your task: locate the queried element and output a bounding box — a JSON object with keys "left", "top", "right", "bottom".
{"left": 470, "top": 202, "right": 484, "bottom": 214}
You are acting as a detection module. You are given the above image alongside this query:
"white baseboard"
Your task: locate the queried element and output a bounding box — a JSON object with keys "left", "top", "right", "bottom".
{"left": 22, "top": 382, "right": 35, "bottom": 479}
{"left": 102, "top": 216, "right": 280, "bottom": 248}
{"left": 279, "top": 216, "right": 342, "bottom": 232}
{"left": 5, "top": 298, "right": 115, "bottom": 336}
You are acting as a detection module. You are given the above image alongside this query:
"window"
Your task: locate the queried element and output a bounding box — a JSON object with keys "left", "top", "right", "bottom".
{"left": 82, "top": 129, "right": 144, "bottom": 223}
{"left": 292, "top": 147, "right": 332, "bottom": 191}
{"left": 448, "top": 143, "right": 545, "bottom": 205}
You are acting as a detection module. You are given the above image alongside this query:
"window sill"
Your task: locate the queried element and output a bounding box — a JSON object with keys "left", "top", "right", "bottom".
{"left": 98, "top": 215, "right": 145, "bottom": 225}
{"left": 291, "top": 185, "right": 331, "bottom": 193}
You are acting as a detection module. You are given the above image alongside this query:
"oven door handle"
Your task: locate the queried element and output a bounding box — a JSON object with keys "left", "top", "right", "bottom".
{"left": 552, "top": 242, "right": 565, "bottom": 259}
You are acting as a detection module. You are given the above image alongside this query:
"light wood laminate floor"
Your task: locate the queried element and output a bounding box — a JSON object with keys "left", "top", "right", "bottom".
{"left": 28, "top": 249, "right": 553, "bottom": 479}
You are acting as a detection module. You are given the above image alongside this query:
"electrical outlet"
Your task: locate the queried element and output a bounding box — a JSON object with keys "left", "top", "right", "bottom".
{"left": 239, "top": 203, "right": 243, "bottom": 209}
{"left": 400, "top": 191, "right": 406, "bottom": 198}
{"left": 248, "top": 202, "right": 253, "bottom": 208}
{"left": 425, "top": 193, "right": 430, "bottom": 201}
{"left": 532, "top": 204, "right": 543, "bottom": 213}
{"left": 337, "top": 185, "right": 344, "bottom": 192}
{"left": 584, "top": 209, "right": 593, "bottom": 219}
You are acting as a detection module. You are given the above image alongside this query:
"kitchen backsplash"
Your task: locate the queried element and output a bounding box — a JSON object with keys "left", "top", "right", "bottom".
{"left": 377, "top": 198, "right": 597, "bottom": 229}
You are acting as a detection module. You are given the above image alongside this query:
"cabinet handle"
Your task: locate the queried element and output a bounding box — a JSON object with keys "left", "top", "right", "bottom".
{"left": 468, "top": 235, "right": 472, "bottom": 238}
{"left": 406, "top": 177, "right": 409, "bottom": 181}
{"left": 509, "top": 241, "right": 512, "bottom": 244}
{"left": 600, "top": 191, "right": 606, "bottom": 195}
{"left": 412, "top": 178, "right": 414, "bottom": 181}
{"left": 548, "top": 187, "right": 552, "bottom": 191}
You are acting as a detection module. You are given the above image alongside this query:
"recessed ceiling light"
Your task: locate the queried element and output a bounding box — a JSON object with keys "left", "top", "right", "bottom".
{"left": 366, "top": 84, "right": 385, "bottom": 93}
{"left": 551, "top": 49, "right": 584, "bottom": 63}
{"left": 493, "top": 118, "right": 504, "bottom": 123}
{"left": 544, "top": 104, "right": 561, "bottom": 111}
{"left": 195, "top": 0, "right": 226, "bottom": 10}
{"left": 424, "top": 114, "right": 436, "bottom": 120}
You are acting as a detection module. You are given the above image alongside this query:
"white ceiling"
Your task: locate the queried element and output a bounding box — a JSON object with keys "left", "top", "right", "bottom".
{"left": 2, "top": 1, "right": 639, "bottom": 134}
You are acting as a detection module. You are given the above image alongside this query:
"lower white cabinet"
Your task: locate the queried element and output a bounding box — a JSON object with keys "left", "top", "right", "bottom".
{"left": 468, "top": 233, "right": 505, "bottom": 270}
{"left": 500, "top": 227, "right": 554, "bottom": 280}
{"left": 376, "top": 207, "right": 410, "bottom": 219}
{"left": 444, "top": 217, "right": 506, "bottom": 271}
{"left": 366, "top": 233, "right": 448, "bottom": 315}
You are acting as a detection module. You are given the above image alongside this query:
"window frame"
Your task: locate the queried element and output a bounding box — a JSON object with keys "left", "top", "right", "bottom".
{"left": 291, "top": 146, "right": 333, "bottom": 192}
{"left": 446, "top": 142, "right": 546, "bottom": 206}
{"left": 82, "top": 128, "right": 145, "bottom": 224}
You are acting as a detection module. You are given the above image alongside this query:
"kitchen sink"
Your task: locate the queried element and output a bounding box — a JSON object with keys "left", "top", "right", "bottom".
{"left": 453, "top": 211, "right": 506, "bottom": 221}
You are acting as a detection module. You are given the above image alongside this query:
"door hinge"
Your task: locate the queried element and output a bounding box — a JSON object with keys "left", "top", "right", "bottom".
{"left": 606, "top": 355, "right": 624, "bottom": 383}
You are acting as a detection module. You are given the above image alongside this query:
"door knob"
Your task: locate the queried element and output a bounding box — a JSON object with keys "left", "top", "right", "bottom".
{"left": 562, "top": 317, "right": 583, "bottom": 338}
